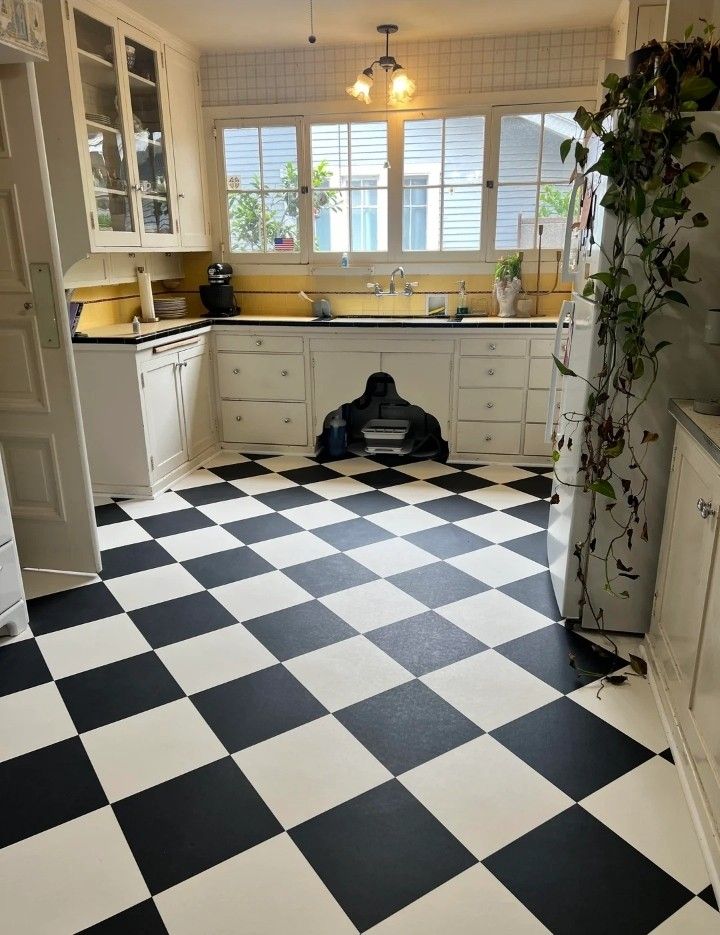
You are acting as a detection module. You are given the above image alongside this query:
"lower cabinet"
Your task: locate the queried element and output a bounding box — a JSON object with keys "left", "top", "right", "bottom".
{"left": 221, "top": 401, "right": 308, "bottom": 446}
{"left": 141, "top": 354, "right": 188, "bottom": 480}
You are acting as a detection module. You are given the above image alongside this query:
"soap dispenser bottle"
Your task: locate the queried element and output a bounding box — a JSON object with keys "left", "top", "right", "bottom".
{"left": 456, "top": 281, "right": 469, "bottom": 317}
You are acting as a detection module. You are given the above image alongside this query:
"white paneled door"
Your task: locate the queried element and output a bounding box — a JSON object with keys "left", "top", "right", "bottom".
{"left": 0, "top": 63, "right": 99, "bottom": 572}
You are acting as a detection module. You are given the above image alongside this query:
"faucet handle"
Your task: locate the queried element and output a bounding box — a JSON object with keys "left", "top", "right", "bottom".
{"left": 403, "top": 281, "right": 419, "bottom": 296}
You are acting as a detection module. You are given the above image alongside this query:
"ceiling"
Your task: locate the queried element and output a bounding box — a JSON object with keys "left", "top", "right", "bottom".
{"left": 121, "top": 0, "right": 619, "bottom": 52}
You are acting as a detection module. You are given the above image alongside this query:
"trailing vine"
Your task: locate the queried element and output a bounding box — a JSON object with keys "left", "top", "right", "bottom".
{"left": 554, "top": 25, "right": 720, "bottom": 650}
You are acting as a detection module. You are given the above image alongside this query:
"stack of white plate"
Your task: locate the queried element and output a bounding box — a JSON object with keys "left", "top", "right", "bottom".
{"left": 154, "top": 297, "right": 188, "bottom": 319}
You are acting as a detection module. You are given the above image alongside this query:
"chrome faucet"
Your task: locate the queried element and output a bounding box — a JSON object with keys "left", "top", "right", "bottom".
{"left": 366, "top": 268, "right": 418, "bottom": 298}
{"left": 389, "top": 267, "right": 405, "bottom": 295}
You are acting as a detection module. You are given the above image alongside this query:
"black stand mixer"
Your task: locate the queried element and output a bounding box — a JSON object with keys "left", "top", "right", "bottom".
{"left": 199, "top": 263, "right": 237, "bottom": 317}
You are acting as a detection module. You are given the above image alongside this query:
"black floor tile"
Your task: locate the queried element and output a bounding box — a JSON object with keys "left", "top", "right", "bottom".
{"left": 484, "top": 805, "right": 692, "bottom": 935}
{"left": 502, "top": 531, "right": 549, "bottom": 566}
{"left": 178, "top": 482, "right": 247, "bottom": 508}
{"left": 426, "top": 472, "right": 494, "bottom": 494}
{"left": 699, "top": 885, "right": 719, "bottom": 911}
{"left": 94, "top": 502, "right": 131, "bottom": 527}
{"left": 255, "top": 486, "right": 323, "bottom": 511}
{"left": 113, "top": 758, "right": 282, "bottom": 894}
{"left": 242, "top": 601, "right": 355, "bottom": 661}
{"left": 404, "top": 526, "right": 490, "bottom": 559}
{"left": 501, "top": 571, "right": 561, "bottom": 621}
{"left": 207, "top": 461, "right": 270, "bottom": 482}
{"left": 367, "top": 612, "right": 487, "bottom": 677}
{"left": 496, "top": 624, "right": 626, "bottom": 693}
{"left": 505, "top": 474, "right": 554, "bottom": 498}
{"left": 492, "top": 697, "right": 654, "bottom": 800}
{"left": 281, "top": 465, "right": 341, "bottom": 485}
{"left": 28, "top": 583, "right": 123, "bottom": 637}
{"left": 336, "top": 680, "right": 483, "bottom": 775}
{"left": 314, "top": 517, "right": 394, "bottom": 551}
{"left": 658, "top": 747, "right": 675, "bottom": 765}
{"left": 418, "top": 495, "right": 491, "bottom": 522}
{"left": 130, "top": 591, "right": 239, "bottom": 649}
{"left": 192, "top": 665, "right": 327, "bottom": 752}
{"left": 100, "top": 541, "right": 174, "bottom": 580}
{"left": 0, "top": 737, "right": 107, "bottom": 847}
{"left": 0, "top": 639, "right": 52, "bottom": 697}
{"left": 389, "top": 562, "right": 488, "bottom": 608}
{"left": 223, "top": 513, "right": 302, "bottom": 545}
{"left": 57, "top": 652, "right": 184, "bottom": 733}
{"left": 290, "top": 779, "right": 477, "bottom": 931}
{"left": 136, "top": 508, "right": 215, "bottom": 539}
{"left": 355, "top": 468, "right": 413, "bottom": 489}
{"left": 182, "top": 546, "right": 274, "bottom": 589}
{"left": 284, "top": 553, "right": 377, "bottom": 598}
{"left": 505, "top": 500, "right": 550, "bottom": 528}
{"left": 334, "top": 490, "right": 406, "bottom": 516}
{"left": 78, "top": 900, "right": 169, "bottom": 934}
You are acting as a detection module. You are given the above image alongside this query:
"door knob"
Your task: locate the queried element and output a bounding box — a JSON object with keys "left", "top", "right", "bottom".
{"left": 489, "top": 343, "right": 497, "bottom": 350}
{"left": 485, "top": 434, "right": 493, "bottom": 442}
{"left": 280, "top": 370, "right": 288, "bottom": 376}
{"left": 486, "top": 401, "right": 494, "bottom": 409}
{"left": 233, "top": 368, "right": 240, "bottom": 374}
{"left": 487, "top": 369, "right": 495, "bottom": 376}
{"left": 697, "top": 498, "right": 716, "bottom": 519}
{"left": 235, "top": 415, "right": 242, "bottom": 421}
{"left": 178, "top": 193, "right": 185, "bottom": 198}
{"left": 283, "top": 417, "right": 291, "bottom": 423}
{"left": 256, "top": 339, "right": 263, "bottom": 346}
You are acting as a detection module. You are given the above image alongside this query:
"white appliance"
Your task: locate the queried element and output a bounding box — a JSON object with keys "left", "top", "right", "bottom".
{"left": 0, "top": 453, "right": 29, "bottom": 637}
{"left": 548, "top": 111, "right": 720, "bottom": 634}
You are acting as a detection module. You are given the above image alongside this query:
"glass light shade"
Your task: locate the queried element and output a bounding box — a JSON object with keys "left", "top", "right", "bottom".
{"left": 347, "top": 70, "right": 373, "bottom": 103}
{"left": 388, "top": 67, "right": 416, "bottom": 104}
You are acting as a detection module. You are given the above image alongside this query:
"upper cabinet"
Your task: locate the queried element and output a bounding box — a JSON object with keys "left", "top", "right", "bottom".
{"left": 37, "top": 0, "right": 210, "bottom": 269}
{"left": 0, "top": 0, "right": 48, "bottom": 62}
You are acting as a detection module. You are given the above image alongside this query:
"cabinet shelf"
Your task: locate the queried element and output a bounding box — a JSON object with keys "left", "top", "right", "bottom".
{"left": 86, "top": 118, "right": 120, "bottom": 134}
{"left": 94, "top": 186, "right": 128, "bottom": 196}
{"left": 128, "top": 70, "right": 156, "bottom": 88}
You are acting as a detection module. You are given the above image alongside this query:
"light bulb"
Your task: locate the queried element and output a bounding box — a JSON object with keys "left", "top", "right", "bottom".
{"left": 347, "top": 70, "right": 373, "bottom": 103}
{"left": 388, "top": 67, "right": 416, "bottom": 105}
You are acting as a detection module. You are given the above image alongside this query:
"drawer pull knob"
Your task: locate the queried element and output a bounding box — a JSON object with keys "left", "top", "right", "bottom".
{"left": 235, "top": 415, "right": 242, "bottom": 422}
{"left": 256, "top": 339, "right": 263, "bottom": 346}
{"left": 489, "top": 343, "right": 497, "bottom": 350}
{"left": 283, "top": 417, "right": 291, "bottom": 424}
{"left": 280, "top": 370, "right": 288, "bottom": 376}
{"left": 697, "top": 498, "right": 716, "bottom": 519}
{"left": 485, "top": 434, "right": 493, "bottom": 442}
{"left": 487, "top": 368, "right": 495, "bottom": 376}
{"left": 486, "top": 402, "right": 494, "bottom": 409}
{"left": 233, "top": 368, "right": 240, "bottom": 374}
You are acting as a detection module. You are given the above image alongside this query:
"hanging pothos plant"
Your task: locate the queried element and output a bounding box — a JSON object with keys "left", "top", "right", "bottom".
{"left": 553, "top": 22, "right": 720, "bottom": 667}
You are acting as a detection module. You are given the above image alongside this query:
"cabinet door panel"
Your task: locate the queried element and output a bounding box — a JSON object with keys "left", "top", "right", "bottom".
{"left": 142, "top": 356, "right": 186, "bottom": 479}
{"left": 218, "top": 353, "right": 305, "bottom": 401}
{"left": 312, "top": 352, "right": 381, "bottom": 434}
{"left": 692, "top": 537, "right": 720, "bottom": 783}
{"left": 381, "top": 353, "right": 451, "bottom": 433}
{"left": 179, "top": 346, "right": 215, "bottom": 459}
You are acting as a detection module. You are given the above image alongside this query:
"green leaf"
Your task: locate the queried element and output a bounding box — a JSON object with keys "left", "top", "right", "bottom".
{"left": 675, "top": 243, "right": 691, "bottom": 275}
{"left": 582, "top": 280, "right": 595, "bottom": 298}
{"left": 591, "top": 271, "right": 616, "bottom": 288}
{"left": 642, "top": 430, "right": 659, "bottom": 443}
{"left": 560, "top": 138, "right": 572, "bottom": 163}
{"left": 693, "top": 212, "right": 709, "bottom": 227}
{"left": 698, "top": 130, "right": 720, "bottom": 155}
{"left": 552, "top": 354, "right": 577, "bottom": 377}
{"left": 639, "top": 111, "right": 665, "bottom": 133}
{"left": 552, "top": 450, "right": 561, "bottom": 463}
{"left": 684, "top": 161, "right": 712, "bottom": 183}
{"left": 590, "top": 479, "right": 617, "bottom": 500}
{"left": 628, "top": 187, "right": 646, "bottom": 217}
{"left": 604, "top": 439, "right": 625, "bottom": 458}
{"left": 629, "top": 653, "right": 648, "bottom": 676}
{"left": 653, "top": 340, "right": 671, "bottom": 353}
{"left": 651, "top": 198, "right": 685, "bottom": 219}
{"left": 680, "top": 76, "right": 717, "bottom": 101}
{"left": 574, "top": 106, "right": 593, "bottom": 131}
{"left": 602, "top": 72, "right": 620, "bottom": 90}
{"left": 620, "top": 284, "right": 638, "bottom": 300}
{"left": 664, "top": 289, "right": 689, "bottom": 306}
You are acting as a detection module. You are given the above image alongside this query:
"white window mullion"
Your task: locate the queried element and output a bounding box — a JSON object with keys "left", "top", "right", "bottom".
{"left": 298, "top": 117, "right": 312, "bottom": 264}
{"left": 438, "top": 118, "right": 447, "bottom": 252}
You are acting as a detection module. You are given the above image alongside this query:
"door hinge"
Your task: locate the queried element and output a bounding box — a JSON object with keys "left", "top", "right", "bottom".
{"left": 670, "top": 445, "right": 677, "bottom": 473}
{"left": 140, "top": 372, "right": 145, "bottom": 389}
{"left": 160, "top": 51, "right": 165, "bottom": 69}
{"left": 212, "top": 127, "right": 218, "bottom": 140}
{"left": 150, "top": 455, "right": 155, "bottom": 471}
{"left": 89, "top": 210, "right": 95, "bottom": 230}
{"left": 64, "top": 0, "right": 70, "bottom": 20}
{"left": 196, "top": 72, "right": 200, "bottom": 88}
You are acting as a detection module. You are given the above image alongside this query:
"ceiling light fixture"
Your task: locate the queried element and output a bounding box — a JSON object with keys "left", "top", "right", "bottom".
{"left": 347, "top": 24, "right": 416, "bottom": 106}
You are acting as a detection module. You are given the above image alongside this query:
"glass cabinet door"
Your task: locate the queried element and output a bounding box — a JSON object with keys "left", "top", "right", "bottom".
{"left": 120, "top": 25, "right": 175, "bottom": 242}
{"left": 72, "top": 7, "right": 137, "bottom": 241}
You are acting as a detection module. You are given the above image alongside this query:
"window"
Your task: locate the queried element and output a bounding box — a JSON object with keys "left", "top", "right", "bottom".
{"left": 402, "top": 116, "right": 485, "bottom": 252}
{"left": 222, "top": 122, "right": 301, "bottom": 256}
{"left": 494, "top": 111, "right": 580, "bottom": 251}
{"left": 310, "top": 121, "right": 388, "bottom": 253}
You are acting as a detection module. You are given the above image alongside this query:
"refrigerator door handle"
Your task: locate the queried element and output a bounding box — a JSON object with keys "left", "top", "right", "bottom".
{"left": 561, "top": 175, "right": 584, "bottom": 283}
{"left": 545, "top": 300, "right": 574, "bottom": 444}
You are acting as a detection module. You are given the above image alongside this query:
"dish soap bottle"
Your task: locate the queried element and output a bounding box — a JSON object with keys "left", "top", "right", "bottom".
{"left": 340, "top": 252, "right": 349, "bottom": 269}
{"left": 456, "top": 280, "right": 469, "bottom": 317}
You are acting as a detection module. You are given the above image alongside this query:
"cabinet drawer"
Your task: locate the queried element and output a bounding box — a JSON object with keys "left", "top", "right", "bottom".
{"left": 456, "top": 421, "right": 521, "bottom": 455}
{"left": 218, "top": 353, "right": 305, "bottom": 401}
{"left": 221, "top": 401, "right": 307, "bottom": 446}
{"left": 529, "top": 357, "right": 553, "bottom": 389}
{"left": 526, "top": 388, "right": 555, "bottom": 423}
{"left": 524, "top": 423, "right": 553, "bottom": 457}
{"left": 460, "top": 337, "right": 527, "bottom": 357}
{"left": 459, "top": 356, "right": 527, "bottom": 388}
{"left": 0, "top": 541, "right": 24, "bottom": 615}
{"left": 458, "top": 388, "right": 523, "bottom": 422}
{"left": 215, "top": 334, "right": 304, "bottom": 354}
{"left": 530, "top": 338, "right": 555, "bottom": 357}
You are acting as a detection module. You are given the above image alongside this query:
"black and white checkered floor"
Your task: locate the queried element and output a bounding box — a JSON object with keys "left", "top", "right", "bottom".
{"left": 1, "top": 452, "right": 719, "bottom": 934}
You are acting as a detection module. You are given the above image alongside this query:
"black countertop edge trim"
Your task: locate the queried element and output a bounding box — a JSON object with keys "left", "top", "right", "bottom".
{"left": 669, "top": 398, "right": 720, "bottom": 466}
{"left": 73, "top": 316, "right": 558, "bottom": 345}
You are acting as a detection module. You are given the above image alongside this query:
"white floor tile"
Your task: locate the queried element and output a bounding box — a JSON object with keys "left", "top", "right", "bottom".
{"left": 82, "top": 699, "right": 227, "bottom": 802}
{"left": 305, "top": 476, "right": 373, "bottom": 500}
{"left": 581, "top": 756, "right": 711, "bottom": 894}
{"left": 281, "top": 501, "right": 357, "bottom": 530}
{"left": 324, "top": 456, "right": 381, "bottom": 476}
{"left": 211, "top": 570, "right": 312, "bottom": 623}
{"left": 118, "top": 492, "right": 190, "bottom": 519}
{"left": 0, "top": 807, "right": 149, "bottom": 935}
{"left": 448, "top": 545, "right": 546, "bottom": 588}
{"left": 383, "top": 481, "right": 453, "bottom": 505}
{"left": 36, "top": 614, "right": 150, "bottom": 680}
{"left": 456, "top": 511, "right": 542, "bottom": 543}
{"left": 365, "top": 505, "right": 447, "bottom": 536}
{"left": 461, "top": 484, "right": 538, "bottom": 510}
{"left": 22, "top": 570, "right": 99, "bottom": 601}
{"left": 197, "top": 496, "right": 272, "bottom": 525}
{"left": 255, "top": 455, "right": 316, "bottom": 472}
{"left": 394, "top": 461, "right": 460, "bottom": 480}
{"left": 367, "top": 863, "right": 550, "bottom": 934}
{"left": 346, "top": 538, "right": 436, "bottom": 577}
{"left": 156, "top": 623, "right": 277, "bottom": 694}
{"left": 0, "top": 683, "right": 76, "bottom": 763}
{"left": 285, "top": 635, "right": 412, "bottom": 711}
{"left": 97, "top": 520, "right": 151, "bottom": 552}
{"left": 320, "top": 579, "right": 427, "bottom": 633}
{"left": 651, "top": 898, "right": 720, "bottom": 934}
{"left": 229, "top": 473, "right": 297, "bottom": 496}
{"left": 422, "top": 650, "right": 561, "bottom": 731}
{"left": 156, "top": 833, "right": 356, "bottom": 935}
{"left": 437, "top": 591, "right": 554, "bottom": 647}
{"left": 401, "top": 735, "right": 572, "bottom": 859}
{"left": 249, "top": 531, "right": 337, "bottom": 569}
{"left": 105, "top": 564, "right": 203, "bottom": 613}
{"left": 203, "top": 451, "right": 250, "bottom": 469}
{"left": 234, "top": 715, "right": 391, "bottom": 828}
{"left": 467, "top": 465, "right": 534, "bottom": 483}
{"left": 171, "top": 469, "right": 228, "bottom": 491}
{"left": 157, "top": 525, "right": 241, "bottom": 562}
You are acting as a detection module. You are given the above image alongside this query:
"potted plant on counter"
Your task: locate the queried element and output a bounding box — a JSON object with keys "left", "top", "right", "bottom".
{"left": 494, "top": 253, "right": 522, "bottom": 317}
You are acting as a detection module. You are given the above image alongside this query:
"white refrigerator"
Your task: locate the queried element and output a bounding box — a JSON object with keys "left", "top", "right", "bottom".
{"left": 547, "top": 113, "right": 720, "bottom": 634}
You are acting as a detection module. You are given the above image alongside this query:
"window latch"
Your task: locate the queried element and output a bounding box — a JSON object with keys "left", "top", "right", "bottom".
{"left": 300, "top": 185, "right": 309, "bottom": 194}
{"left": 485, "top": 180, "right": 495, "bottom": 189}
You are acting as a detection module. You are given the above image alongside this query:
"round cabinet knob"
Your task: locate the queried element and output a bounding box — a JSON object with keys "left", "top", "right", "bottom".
{"left": 235, "top": 415, "right": 242, "bottom": 422}
{"left": 255, "top": 339, "right": 263, "bottom": 346}
{"left": 486, "top": 401, "right": 494, "bottom": 409}
{"left": 489, "top": 343, "right": 497, "bottom": 351}
{"left": 485, "top": 434, "right": 493, "bottom": 442}
{"left": 697, "top": 498, "right": 716, "bottom": 519}
{"left": 233, "top": 368, "right": 240, "bottom": 374}
{"left": 487, "top": 368, "right": 495, "bottom": 376}
{"left": 280, "top": 370, "right": 288, "bottom": 377}
{"left": 283, "top": 417, "right": 291, "bottom": 424}
{"left": 178, "top": 193, "right": 185, "bottom": 199}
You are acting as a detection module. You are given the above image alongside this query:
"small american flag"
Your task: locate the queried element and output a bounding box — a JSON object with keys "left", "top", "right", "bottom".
{"left": 274, "top": 237, "right": 295, "bottom": 252}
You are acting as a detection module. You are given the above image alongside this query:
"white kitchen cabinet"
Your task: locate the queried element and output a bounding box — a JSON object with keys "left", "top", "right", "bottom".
{"left": 141, "top": 354, "right": 187, "bottom": 480}
{"left": 165, "top": 46, "right": 211, "bottom": 249}
{"left": 0, "top": 450, "right": 28, "bottom": 637}
{"left": 381, "top": 353, "right": 452, "bottom": 435}
{"left": 179, "top": 342, "right": 216, "bottom": 459}
{"left": 312, "top": 352, "right": 382, "bottom": 433}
